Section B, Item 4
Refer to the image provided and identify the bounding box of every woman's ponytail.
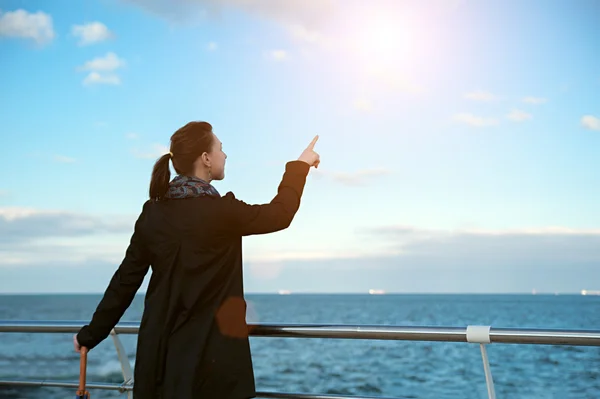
[149,153,172,200]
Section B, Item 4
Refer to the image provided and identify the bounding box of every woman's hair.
[149,121,214,201]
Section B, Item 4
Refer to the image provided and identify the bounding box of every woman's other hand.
[73,333,81,353]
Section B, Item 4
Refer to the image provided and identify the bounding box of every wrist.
[286,160,310,174]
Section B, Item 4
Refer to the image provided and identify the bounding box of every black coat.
[77,161,310,399]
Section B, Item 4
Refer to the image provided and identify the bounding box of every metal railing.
[1,320,600,399]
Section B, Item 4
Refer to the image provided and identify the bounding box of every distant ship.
[581,290,600,296]
[368,289,385,295]
[278,290,292,295]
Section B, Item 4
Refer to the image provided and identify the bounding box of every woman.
[73,121,320,399]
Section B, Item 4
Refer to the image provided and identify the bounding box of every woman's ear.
[201,152,211,167]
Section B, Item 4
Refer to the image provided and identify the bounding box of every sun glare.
[351,13,416,68]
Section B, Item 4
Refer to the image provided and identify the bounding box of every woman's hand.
[73,334,81,353]
[298,135,320,168]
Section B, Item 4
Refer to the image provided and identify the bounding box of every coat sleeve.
[219,160,310,236]
[76,204,152,350]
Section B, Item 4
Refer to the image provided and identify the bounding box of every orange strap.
[76,346,90,397]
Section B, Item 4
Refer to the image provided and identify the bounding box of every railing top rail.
[1,320,600,346]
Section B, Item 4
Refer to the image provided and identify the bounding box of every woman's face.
[208,132,227,181]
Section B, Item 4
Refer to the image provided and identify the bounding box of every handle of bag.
[77,346,89,397]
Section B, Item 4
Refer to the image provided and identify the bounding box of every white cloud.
[121,0,335,27]
[132,143,170,159]
[83,72,121,86]
[0,207,132,242]
[248,260,283,279]
[54,155,76,163]
[365,225,600,263]
[125,132,140,140]
[507,109,532,122]
[243,224,600,293]
[313,168,391,186]
[207,41,218,51]
[453,113,499,127]
[366,66,424,94]
[118,0,333,52]
[269,49,287,61]
[0,9,55,45]
[0,207,136,269]
[286,24,323,43]
[353,98,373,113]
[79,52,125,71]
[78,53,125,86]
[246,250,367,263]
[581,115,600,131]
[71,21,113,46]
[522,96,547,105]
[464,90,499,102]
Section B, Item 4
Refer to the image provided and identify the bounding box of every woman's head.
[149,121,227,200]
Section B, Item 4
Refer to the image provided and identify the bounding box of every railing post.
[110,328,134,398]
[466,325,496,399]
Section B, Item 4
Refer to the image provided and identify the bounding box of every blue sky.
[1,0,599,293]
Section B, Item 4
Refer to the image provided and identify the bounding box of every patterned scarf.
[165,175,221,199]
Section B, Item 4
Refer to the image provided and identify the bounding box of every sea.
[1,293,600,399]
